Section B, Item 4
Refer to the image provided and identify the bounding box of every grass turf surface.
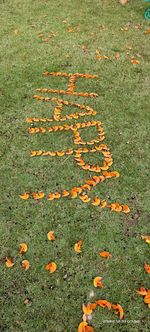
[0,0,150,331]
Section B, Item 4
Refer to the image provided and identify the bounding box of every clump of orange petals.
[5,257,15,268]
[137,287,150,309]
[45,261,57,273]
[93,276,103,288]
[74,240,83,253]
[99,251,112,259]
[79,299,124,330]
[47,231,55,241]
[19,243,28,255]
[21,260,30,271]
[144,262,150,274]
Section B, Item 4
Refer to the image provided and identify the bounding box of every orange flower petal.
[74,240,83,253]
[92,196,101,206]
[144,291,150,304]
[136,287,148,296]
[19,192,30,200]
[96,300,111,310]
[141,235,150,245]
[82,304,93,315]
[99,251,112,259]
[122,205,130,213]
[93,276,103,288]
[62,190,70,197]
[112,304,124,320]
[47,231,55,241]
[5,257,15,268]
[144,262,150,274]
[21,260,30,270]
[19,243,28,255]
[78,322,88,332]
[45,261,57,273]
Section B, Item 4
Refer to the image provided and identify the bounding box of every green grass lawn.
[0,0,150,331]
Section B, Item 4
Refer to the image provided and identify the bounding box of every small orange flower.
[144,262,150,274]
[99,251,112,259]
[131,59,140,65]
[32,191,44,200]
[112,304,124,320]
[141,235,150,244]
[19,243,28,255]
[45,261,57,273]
[136,287,148,296]
[47,231,55,241]
[93,276,103,288]
[74,240,83,253]
[21,260,30,271]
[19,192,30,200]
[96,299,111,310]
[122,205,130,213]
[82,304,93,315]
[5,257,14,268]
[92,196,101,206]
[78,322,94,332]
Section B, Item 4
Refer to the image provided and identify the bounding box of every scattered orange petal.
[136,287,148,296]
[141,235,150,245]
[82,304,93,315]
[19,243,28,255]
[92,196,101,206]
[144,290,150,304]
[5,257,14,268]
[32,191,45,200]
[19,192,30,200]
[144,262,150,274]
[122,205,130,213]
[112,304,124,320]
[131,59,140,65]
[93,276,103,288]
[74,240,83,253]
[47,231,55,241]
[96,300,111,310]
[45,261,57,273]
[21,260,30,270]
[99,251,112,259]
[78,322,88,332]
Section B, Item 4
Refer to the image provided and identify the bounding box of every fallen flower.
[74,240,83,253]
[19,243,28,255]
[47,231,55,241]
[5,257,14,268]
[21,260,30,271]
[45,261,57,273]
[99,251,112,259]
[144,262,150,274]
[19,192,30,200]
[93,276,103,288]
[141,235,150,244]
[112,303,124,320]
